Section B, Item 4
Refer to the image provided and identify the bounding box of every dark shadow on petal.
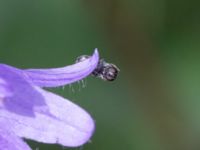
[0,64,47,117]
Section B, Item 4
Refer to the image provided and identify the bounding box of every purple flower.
[0,49,99,150]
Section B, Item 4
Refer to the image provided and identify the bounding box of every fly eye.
[103,66,119,81]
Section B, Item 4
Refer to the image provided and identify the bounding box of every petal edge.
[24,49,99,87]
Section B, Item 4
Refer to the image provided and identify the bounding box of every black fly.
[76,55,120,81]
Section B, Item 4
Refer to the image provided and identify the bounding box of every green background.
[0,0,200,150]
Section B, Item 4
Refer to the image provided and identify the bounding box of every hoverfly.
[76,55,119,81]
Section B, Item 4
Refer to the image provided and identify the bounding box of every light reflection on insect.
[76,55,120,81]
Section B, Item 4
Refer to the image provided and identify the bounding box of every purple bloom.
[0,49,99,150]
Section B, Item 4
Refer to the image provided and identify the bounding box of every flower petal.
[0,78,13,98]
[0,64,95,147]
[24,49,99,87]
[0,64,47,116]
[0,49,96,147]
[0,127,31,150]
[0,87,95,147]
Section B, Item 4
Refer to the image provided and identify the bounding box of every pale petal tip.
[86,116,95,140]
[93,48,99,59]
[77,117,95,147]
[60,114,95,147]
[73,112,95,147]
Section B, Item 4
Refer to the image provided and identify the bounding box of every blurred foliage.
[0,0,200,150]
